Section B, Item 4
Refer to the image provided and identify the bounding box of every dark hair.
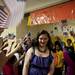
[67,39,72,43]
[33,30,53,50]
[54,41,63,51]
[8,55,17,64]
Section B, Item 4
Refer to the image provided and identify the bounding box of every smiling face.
[38,34,49,48]
[26,37,32,46]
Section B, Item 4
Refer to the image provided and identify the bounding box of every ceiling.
[25,0,70,13]
[0,0,70,13]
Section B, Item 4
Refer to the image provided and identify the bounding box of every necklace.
[38,47,47,53]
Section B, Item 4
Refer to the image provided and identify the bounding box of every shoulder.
[59,50,63,53]
[26,47,34,55]
[24,47,34,62]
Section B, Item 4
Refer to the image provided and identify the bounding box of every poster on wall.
[28,1,75,26]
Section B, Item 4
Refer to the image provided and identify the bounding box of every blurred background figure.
[63,39,75,75]
[53,41,64,75]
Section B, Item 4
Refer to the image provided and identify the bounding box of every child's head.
[67,39,72,46]
[55,41,62,51]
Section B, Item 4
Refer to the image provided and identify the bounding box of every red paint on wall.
[29,1,75,25]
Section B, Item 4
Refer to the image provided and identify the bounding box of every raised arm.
[6,42,21,58]
[14,52,25,66]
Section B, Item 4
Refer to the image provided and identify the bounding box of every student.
[63,39,75,75]
[0,27,22,75]
[22,30,54,75]
[53,41,64,75]
[3,55,17,75]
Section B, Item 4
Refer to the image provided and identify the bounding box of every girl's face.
[26,37,32,45]
[56,45,60,50]
[67,40,71,46]
[38,34,49,48]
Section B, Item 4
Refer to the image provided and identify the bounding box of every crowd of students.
[0,27,75,75]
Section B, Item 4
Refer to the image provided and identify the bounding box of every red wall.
[29,0,75,25]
